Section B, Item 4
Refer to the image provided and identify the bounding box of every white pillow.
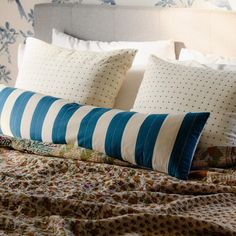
[174,59,236,71]
[52,28,176,66]
[16,37,136,108]
[133,55,236,148]
[179,48,236,65]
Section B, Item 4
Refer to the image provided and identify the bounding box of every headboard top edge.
[34,3,236,15]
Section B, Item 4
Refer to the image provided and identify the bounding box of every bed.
[0,4,236,236]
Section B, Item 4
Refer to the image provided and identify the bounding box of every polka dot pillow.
[16,37,136,108]
[133,55,236,148]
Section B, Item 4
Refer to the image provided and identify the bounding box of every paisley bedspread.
[0,135,236,236]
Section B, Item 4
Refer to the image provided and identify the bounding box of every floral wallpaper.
[0,0,235,85]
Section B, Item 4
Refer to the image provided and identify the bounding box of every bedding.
[179,48,236,65]
[15,38,136,108]
[114,66,145,109]
[192,146,236,169]
[16,42,144,110]
[133,56,236,149]
[0,85,209,180]
[174,59,236,71]
[52,29,176,65]
[177,51,236,72]
[0,134,236,235]
[51,29,175,110]
[17,43,25,70]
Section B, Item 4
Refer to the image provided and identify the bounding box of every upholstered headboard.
[34,3,236,58]
[34,4,236,109]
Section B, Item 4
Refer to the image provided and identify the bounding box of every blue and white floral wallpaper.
[0,0,235,85]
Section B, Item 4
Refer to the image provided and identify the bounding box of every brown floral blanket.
[0,135,236,236]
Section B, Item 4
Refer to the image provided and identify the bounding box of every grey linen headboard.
[34,3,236,58]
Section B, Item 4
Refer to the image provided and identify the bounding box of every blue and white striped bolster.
[0,85,209,179]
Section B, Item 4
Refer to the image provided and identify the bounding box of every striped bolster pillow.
[0,85,209,179]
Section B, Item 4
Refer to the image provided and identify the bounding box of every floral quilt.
[0,135,236,236]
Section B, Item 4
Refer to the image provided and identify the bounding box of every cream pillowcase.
[133,55,236,148]
[16,38,136,108]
